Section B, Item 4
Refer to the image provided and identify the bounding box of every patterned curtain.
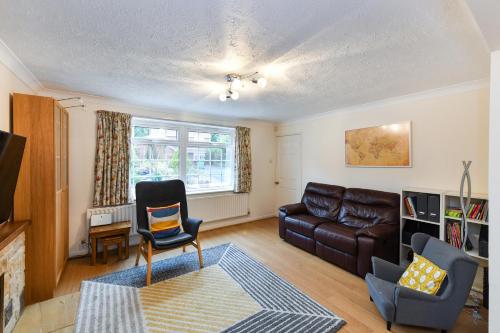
[93,110,131,207]
[234,126,252,193]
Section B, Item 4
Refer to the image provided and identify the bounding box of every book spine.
[408,197,416,217]
[404,197,413,217]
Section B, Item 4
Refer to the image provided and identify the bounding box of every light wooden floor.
[47,218,488,332]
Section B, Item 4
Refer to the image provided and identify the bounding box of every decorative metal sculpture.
[459,161,472,251]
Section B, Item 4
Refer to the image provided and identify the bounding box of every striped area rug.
[75,244,345,333]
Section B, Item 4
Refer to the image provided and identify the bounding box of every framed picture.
[345,121,412,167]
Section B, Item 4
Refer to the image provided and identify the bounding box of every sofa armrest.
[279,203,307,216]
[372,257,406,283]
[356,223,399,240]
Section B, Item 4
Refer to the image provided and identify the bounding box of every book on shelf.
[403,196,417,217]
[403,197,414,217]
[445,208,462,218]
[445,201,489,223]
[446,221,474,250]
[446,222,462,248]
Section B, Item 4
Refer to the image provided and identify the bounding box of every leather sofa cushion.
[284,214,329,237]
[302,182,345,221]
[285,229,316,254]
[338,188,400,228]
[316,242,357,274]
[314,223,358,255]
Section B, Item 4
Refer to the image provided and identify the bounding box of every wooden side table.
[102,235,125,264]
[89,221,131,265]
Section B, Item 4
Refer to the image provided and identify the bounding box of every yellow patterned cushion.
[398,254,447,295]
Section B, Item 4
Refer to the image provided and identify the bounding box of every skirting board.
[68,213,276,258]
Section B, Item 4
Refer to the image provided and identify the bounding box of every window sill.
[186,188,236,197]
[129,188,239,203]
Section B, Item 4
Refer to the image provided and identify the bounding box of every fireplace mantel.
[0,221,29,251]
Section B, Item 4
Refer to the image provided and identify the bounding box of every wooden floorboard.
[56,218,488,332]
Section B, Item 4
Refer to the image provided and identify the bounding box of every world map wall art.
[345,121,412,167]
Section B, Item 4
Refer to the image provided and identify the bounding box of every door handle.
[274,181,279,185]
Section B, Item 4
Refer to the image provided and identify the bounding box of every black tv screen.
[0,130,26,223]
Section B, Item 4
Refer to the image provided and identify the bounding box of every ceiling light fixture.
[218,72,267,102]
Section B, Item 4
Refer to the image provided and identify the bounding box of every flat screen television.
[0,130,26,224]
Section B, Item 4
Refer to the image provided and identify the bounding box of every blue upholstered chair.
[365,233,478,332]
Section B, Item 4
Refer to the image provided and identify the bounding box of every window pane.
[199,132,211,142]
[210,148,222,161]
[188,131,211,142]
[131,160,153,177]
[130,144,180,199]
[133,126,150,138]
[132,144,151,159]
[152,144,178,160]
[211,133,231,143]
[165,130,177,140]
[211,161,222,172]
[188,130,229,143]
[133,126,177,140]
[188,131,198,142]
[210,173,222,185]
[187,147,209,161]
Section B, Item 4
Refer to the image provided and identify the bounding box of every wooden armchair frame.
[135,236,203,286]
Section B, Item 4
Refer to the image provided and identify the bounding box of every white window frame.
[130,117,236,198]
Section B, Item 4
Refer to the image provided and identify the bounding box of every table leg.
[103,245,108,264]
[91,236,97,265]
[118,241,123,259]
[125,234,130,259]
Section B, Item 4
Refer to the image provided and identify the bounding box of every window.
[130,118,235,199]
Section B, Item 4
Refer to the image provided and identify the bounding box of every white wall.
[39,89,276,257]
[0,61,35,130]
[488,50,500,332]
[276,83,490,195]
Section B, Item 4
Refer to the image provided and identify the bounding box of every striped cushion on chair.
[146,203,182,238]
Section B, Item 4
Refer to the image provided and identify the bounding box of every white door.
[275,135,302,211]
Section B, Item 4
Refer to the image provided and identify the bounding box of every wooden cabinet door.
[13,93,57,304]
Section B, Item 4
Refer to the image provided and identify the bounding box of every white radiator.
[86,193,249,235]
[188,193,249,222]
[86,204,138,235]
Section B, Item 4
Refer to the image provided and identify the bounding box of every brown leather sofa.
[279,182,400,277]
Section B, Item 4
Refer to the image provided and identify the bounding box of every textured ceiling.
[0,0,490,121]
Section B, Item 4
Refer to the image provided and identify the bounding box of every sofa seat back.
[338,188,400,229]
[302,182,345,221]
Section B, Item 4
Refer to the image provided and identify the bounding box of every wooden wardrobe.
[12,93,69,304]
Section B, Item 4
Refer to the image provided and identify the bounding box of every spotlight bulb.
[230,91,239,100]
[257,77,267,88]
[219,93,227,102]
[232,78,242,90]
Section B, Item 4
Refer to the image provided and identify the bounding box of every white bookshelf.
[400,187,489,300]
[400,188,489,264]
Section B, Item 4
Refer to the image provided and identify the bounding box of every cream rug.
[75,244,345,333]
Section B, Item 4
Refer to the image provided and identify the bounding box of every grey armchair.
[365,233,478,332]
